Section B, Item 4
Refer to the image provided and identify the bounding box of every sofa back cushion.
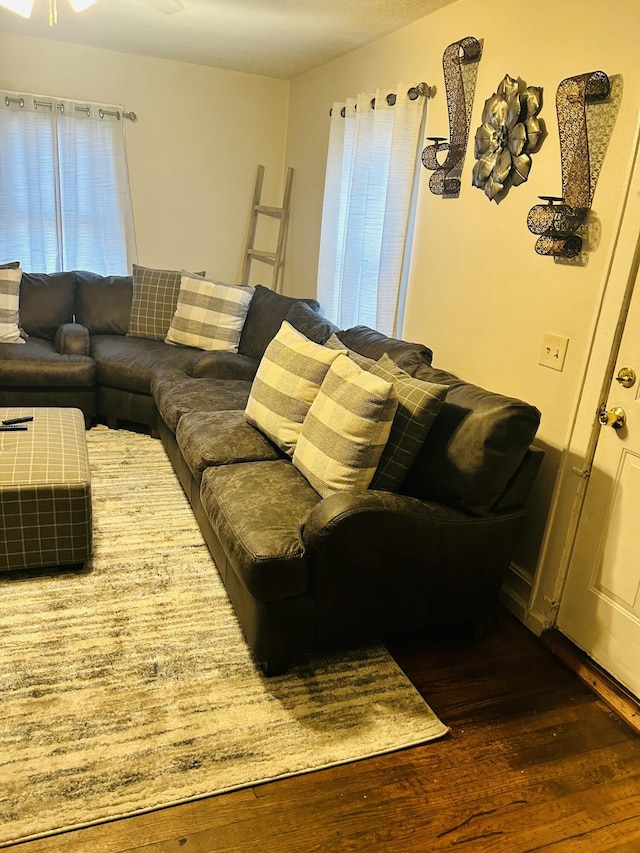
[402,364,541,515]
[336,325,433,372]
[75,271,133,335]
[238,284,320,361]
[285,301,339,344]
[19,271,76,341]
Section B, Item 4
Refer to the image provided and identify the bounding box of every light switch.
[539,333,569,371]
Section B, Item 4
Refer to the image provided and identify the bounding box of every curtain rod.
[329,81,432,117]
[3,95,137,122]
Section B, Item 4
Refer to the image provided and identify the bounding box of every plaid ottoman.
[0,408,92,572]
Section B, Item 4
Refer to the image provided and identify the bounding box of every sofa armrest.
[301,490,527,640]
[54,323,90,356]
[188,350,259,380]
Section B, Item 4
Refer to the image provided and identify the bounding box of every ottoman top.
[0,408,90,487]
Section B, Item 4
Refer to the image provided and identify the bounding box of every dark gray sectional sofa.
[0,269,318,432]
[0,268,543,675]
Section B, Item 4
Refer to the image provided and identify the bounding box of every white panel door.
[558,264,640,698]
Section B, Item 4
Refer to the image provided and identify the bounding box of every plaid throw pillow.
[293,354,398,498]
[368,354,448,491]
[324,332,376,370]
[128,265,204,341]
[166,274,254,351]
[0,267,25,344]
[245,321,343,456]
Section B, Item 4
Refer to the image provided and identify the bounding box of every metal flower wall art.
[472,74,545,202]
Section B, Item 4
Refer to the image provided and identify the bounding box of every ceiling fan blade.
[0,0,34,17]
[143,0,184,13]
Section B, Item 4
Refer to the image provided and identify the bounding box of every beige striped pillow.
[245,321,343,456]
[166,273,254,351]
[0,267,24,344]
[293,354,398,498]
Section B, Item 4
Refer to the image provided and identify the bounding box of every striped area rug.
[0,425,448,848]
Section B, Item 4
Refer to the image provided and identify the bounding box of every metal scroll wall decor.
[472,74,544,202]
[527,70,611,259]
[421,36,482,198]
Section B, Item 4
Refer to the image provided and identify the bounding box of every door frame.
[527,116,640,634]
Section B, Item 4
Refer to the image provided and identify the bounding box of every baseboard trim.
[499,561,533,625]
[540,628,640,736]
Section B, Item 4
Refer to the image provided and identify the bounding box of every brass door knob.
[599,406,627,429]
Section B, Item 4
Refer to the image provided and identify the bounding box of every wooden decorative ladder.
[240,164,293,293]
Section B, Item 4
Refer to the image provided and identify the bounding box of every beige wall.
[0,32,289,282]
[284,0,640,611]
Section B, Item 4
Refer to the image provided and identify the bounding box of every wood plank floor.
[8,608,640,853]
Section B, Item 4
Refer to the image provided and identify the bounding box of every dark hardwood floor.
[9,608,640,853]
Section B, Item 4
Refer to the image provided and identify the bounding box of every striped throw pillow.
[368,354,448,491]
[166,274,254,351]
[0,267,25,344]
[293,354,398,498]
[245,321,343,456]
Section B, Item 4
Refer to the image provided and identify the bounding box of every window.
[0,91,136,274]
[317,83,426,337]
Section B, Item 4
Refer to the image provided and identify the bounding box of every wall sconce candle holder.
[421,36,482,198]
[527,70,611,258]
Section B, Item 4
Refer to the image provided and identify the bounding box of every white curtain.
[317,83,426,336]
[0,91,136,274]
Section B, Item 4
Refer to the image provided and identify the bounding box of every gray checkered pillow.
[128,264,204,341]
[368,354,448,491]
[324,332,376,369]
[166,273,254,351]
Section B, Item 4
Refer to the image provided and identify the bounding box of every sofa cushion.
[237,284,320,361]
[177,410,284,482]
[91,335,199,394]
[368,354,449,492]
[403,364,541,515]
[200,460,320,603]
[152,368,252,432]
[0,261,20,269]
[293,354,397,498]
[187,350,259,381]
[166,274,254,351]
[245,321,343,456]
[128,265,203,342]
[75,271,133,335]
[0,267,24,344]
[285,301,339,344]
[0,337,95,387]
[19,271,76,341]
[336,325,433,372]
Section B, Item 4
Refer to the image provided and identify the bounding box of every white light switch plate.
[539,333,569,371]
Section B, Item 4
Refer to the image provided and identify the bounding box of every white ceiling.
[0,0,459,80]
